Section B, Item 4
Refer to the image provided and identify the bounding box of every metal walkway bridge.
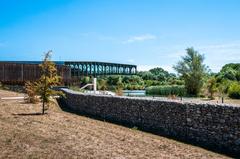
[64,61,137,77]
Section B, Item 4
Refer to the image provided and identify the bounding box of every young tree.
[115,83,123,96]
[98,79,108,91]
[217,79,231,101]
[35,51,63,114]
[173,47,207,96]
[206,77,217,99]
[149,67,170,81]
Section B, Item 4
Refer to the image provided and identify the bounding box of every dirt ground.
[0,89,231,159]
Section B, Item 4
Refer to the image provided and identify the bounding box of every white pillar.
[93,78,97,94]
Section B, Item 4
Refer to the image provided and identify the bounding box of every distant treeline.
[76,48,240,99]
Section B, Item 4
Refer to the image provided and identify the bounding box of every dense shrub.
[24,81,39,103]
[98,79,108,90]
[1,84,25,93]
[228,82,240,99]
[124,84,144,90]
[107,75,121,85]
[146,85,186,96]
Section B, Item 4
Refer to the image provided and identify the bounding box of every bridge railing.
[64,61,137,77]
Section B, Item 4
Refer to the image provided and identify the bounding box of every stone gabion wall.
[61,89,240,156]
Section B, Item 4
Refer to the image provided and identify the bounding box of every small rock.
[235,139,240,145]
[187,118,192,122]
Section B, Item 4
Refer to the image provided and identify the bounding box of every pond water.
[123,90,146,96]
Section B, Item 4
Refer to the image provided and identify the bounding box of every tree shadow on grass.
[12,112,46,116]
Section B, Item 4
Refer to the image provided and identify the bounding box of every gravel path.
[0,89,231,159]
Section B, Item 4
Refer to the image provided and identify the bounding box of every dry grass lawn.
[0,89,231,159]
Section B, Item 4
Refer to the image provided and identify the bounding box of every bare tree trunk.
[42,73,46,115]
[42,101,45,115]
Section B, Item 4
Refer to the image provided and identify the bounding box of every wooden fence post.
[3,64,5,82]
[21,64,24,82]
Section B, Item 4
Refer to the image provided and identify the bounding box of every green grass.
[146,85,186,96]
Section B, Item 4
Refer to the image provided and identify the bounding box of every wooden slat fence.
[0,63,71,85]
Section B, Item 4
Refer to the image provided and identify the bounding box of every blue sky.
[0,0,240,73]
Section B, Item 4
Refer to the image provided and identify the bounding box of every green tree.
[228,82,240,99]
[221,63,240,72]
[217,80,231,98]
[223,69,237,81]
[107,75,121,85]
[173,47,207,96]
[149,67,170,81]
[206,77,217,99]
[128,75,144,85]
[98,79,108,91]
[82,76,90,85]
[217,63,240,81]
[137,71,155,80]
[115,80,124,96]
[35,51,63,114]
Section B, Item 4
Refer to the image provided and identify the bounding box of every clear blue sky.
[0,0,240,72]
